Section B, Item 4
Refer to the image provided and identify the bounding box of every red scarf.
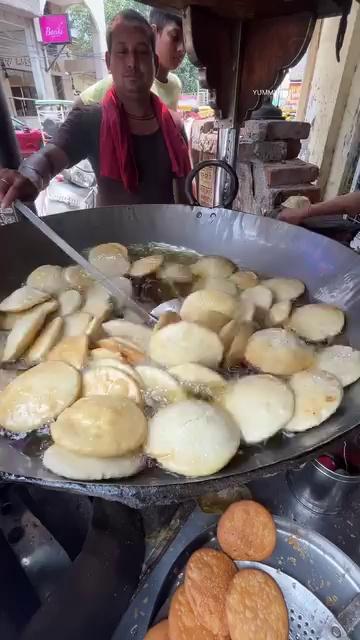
[100,86,191,192]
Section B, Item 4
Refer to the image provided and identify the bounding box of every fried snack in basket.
[217,500,276,561]
[144,619,169,640]
[226,568,288,640]
[168,585,218,640]
[184,548,236,636]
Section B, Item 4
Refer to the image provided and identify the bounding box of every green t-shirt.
[80,73,182,111]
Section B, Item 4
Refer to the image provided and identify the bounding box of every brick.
[270,184,321,207]
[286,139,302,160]
[264,160,319,187]
[267,121,310,141]
[243,119,310,141]
[237,140,287,162]
[233,162,256,213]
[241,121,268,141]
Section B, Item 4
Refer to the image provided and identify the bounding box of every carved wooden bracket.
[183,6,316,125]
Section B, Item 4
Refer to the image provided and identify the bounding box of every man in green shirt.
[79,8,185,111]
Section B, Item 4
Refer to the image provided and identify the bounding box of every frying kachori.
[145,399,240,476]
[149,321,223,368]
[51,396,147,457]
[285,369,343,432]
[245,328,314,375]
[0,239,358,486]
[0,362,81,432]
[314,345,360,387]
[43,444,144,480]
[220,375,294,443]
[287,303,345,342]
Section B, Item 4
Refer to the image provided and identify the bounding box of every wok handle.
[185,160,239,208]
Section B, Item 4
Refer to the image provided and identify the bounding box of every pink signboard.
[39,14,71,45]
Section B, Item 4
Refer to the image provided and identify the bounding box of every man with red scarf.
[0,10,191,209]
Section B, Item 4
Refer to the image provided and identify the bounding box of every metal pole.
[0,81,21,222]
[0,81,21,170]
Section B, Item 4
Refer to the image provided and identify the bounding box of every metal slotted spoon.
[239,562,360,640]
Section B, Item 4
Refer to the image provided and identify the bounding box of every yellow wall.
[298,3,360,198]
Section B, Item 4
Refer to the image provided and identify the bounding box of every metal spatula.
[15,200,155,325]
[238,562,360,640]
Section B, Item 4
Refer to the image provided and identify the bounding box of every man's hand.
[278,206,310,225]
[0,169,38,209]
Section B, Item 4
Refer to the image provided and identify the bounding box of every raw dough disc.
[82,366,142,404]
[285,369,343,432]
[135,365,185,404]
[51,395,147,457]
[0,361,80,432]
[89,358,142,385]
[191,255,236,279]
[58,289,82,316]
[261,277,305,302]
[62,312,92,337]
[187,310,229,333]
[149,321,223,368]
[266,301,292,327]
[88,243,129,277]
[154,311,181,332]
[220,374,294,443]
[63,265,93,290]
[168,363,226,396]
[220,317,254,351]
[27,265,65,295]
[314,345,360,387]
[287,303,345,342]
[43,444,144,480]
[158,262,193,283]
[223,322,257,368]
[145,399,240,476]
[0,286,50,313]
[47,335,89,370]
[193,276,238,297]
[102,320,152,351]
[83,284,112,317]
[130,254,164,277]
[229,270,258,290]
[245,328,314,375]
[24,316,64,365]
[240,285,273,312]
[2,299,58,362]
[180,290,236,323]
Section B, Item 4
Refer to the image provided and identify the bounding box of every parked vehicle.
[12,117,43,158]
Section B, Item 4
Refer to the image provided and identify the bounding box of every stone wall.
[233,119,320,214]
[191,118,320,214]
